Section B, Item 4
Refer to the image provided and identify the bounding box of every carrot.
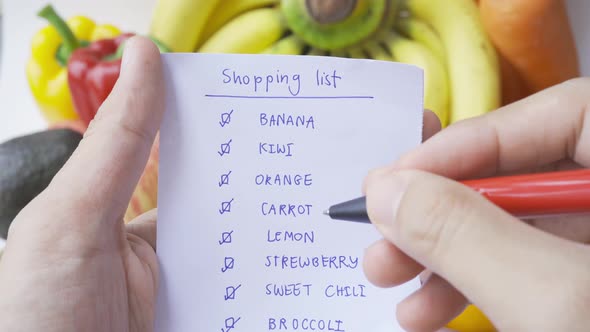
[479,0,580,94]
[498,52,529,105]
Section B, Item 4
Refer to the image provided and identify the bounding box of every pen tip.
[323,209,330,216]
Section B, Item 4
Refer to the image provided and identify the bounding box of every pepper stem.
[38,4,80,62]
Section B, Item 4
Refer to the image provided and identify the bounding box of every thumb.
[364,169,588,325]
[42,36,164,224]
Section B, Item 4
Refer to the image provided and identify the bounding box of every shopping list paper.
[155,53,424,332]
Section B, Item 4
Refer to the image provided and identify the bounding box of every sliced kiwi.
[281,0,399,50]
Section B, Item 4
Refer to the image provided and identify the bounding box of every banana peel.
[198,7,286,54]
[198,0,280,50]
[149,0,222,52]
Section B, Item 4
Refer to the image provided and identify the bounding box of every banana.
[396,16,446,63]
[261,35,305,55]
[404,0,500,123]
[149,0,221,52]
[198,0,279,50]
[347,48,367,59]
[385,32,449,126]
[198,8,286,54]
[329,49,348,58]
[306,48,328,56]
[364,41,394,62]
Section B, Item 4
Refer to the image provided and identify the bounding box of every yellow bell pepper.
[447,305,497,332]
[26,7,121,124]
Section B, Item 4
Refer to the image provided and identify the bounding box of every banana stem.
[306,0,357,24]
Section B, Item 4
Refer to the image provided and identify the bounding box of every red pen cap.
[460,168,590,218]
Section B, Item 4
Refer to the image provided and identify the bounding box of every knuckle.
[116,115,152,148]
[562,76,590,89]
[568,260,590,307]
[363,167,393,192]
[367,167,392,181]
[118,90,156,145]
[396,183,471,261]
[85,98,153,152]
[83,76,157,148]
[549,273,590,327]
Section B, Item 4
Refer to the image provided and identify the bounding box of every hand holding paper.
[0,36,163,332]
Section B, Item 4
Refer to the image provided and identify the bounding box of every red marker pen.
[324,168,590,223]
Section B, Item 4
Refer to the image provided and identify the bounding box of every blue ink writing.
[324,284,367,298]
[316,69,342,89]
[267,230,315,244]
[264,255,358,270]
[222,68,301,96]
[205,94,372,99]
[219,231,234,245]
[260,113,315,129]
[259,142,294,157]
[219,171,232,187]
[224,284,242,300]
[218,139,233,156]
[221,257,235,272]
[219,198,234,215]
[255,173,312,187]
[268,317,345,331]
[261,202,312,217]
[219,109,234,127]
[221,317,241,332]
[265,283,312,297]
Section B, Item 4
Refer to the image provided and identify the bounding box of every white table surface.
[0,1,589,249]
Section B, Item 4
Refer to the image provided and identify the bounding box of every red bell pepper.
[39,5,167,127]
[67,33,135,126]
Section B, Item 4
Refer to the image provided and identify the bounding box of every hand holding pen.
[327,79,590,331]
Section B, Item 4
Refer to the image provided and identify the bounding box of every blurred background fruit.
[0,128,82,238]
[480,0,579,97]
[26,7,122,124]
[149,0,506,129]
[447,305,496,332]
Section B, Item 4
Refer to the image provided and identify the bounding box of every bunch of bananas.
[149,0,500,128]
[149,1,499,330]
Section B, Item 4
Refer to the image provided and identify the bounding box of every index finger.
[393,78,590,179]
[41,36,165,224]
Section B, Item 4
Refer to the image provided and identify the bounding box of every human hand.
[362,78,590,331]
[0,36,164,332]
[0,35,444,332]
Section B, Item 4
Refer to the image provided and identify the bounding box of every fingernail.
[419,271,431,285]
[367,172,409,227]
[362,166,393,194]
[121,39,135,70]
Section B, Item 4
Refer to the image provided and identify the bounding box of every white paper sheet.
[155,53,424,332]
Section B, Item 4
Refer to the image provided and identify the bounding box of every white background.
[0,0,589,249]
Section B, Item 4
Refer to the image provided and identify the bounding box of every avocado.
[0,129,82,239]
